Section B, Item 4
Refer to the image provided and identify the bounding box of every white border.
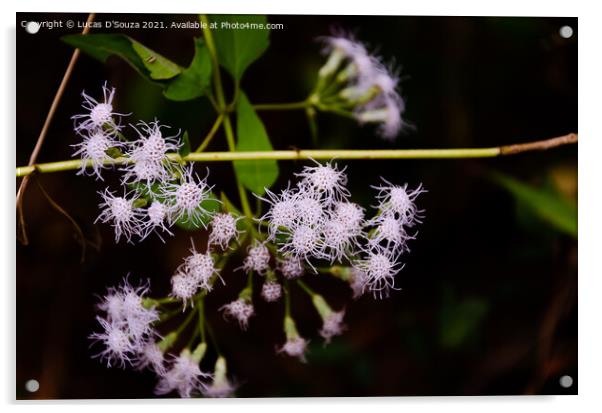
[3,1,600,412]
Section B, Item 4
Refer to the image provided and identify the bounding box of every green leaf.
[131,40,181,80]
[105,147,124,159]
[163,38,212,101]
[179,131,191,157]
[174,193,221,231]
[61,33,181,82]
[491,171,577,238]
[233,93,279,195]
[208,15,270,82]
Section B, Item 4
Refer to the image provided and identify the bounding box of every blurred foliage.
[491,171,577,238]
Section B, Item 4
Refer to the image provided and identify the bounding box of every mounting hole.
[559,375,573,388]
[25,379,39,393]
[559,25,573,39]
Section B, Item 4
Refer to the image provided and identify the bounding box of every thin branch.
[15,133,578,177]
[16,13,96,244]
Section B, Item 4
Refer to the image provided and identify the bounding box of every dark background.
[16,13,577,398]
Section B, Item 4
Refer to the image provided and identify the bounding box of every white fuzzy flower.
[333,201,365,234]
[220,298,254,330]
[208,213,241,249]
[368,212,413,252]
[170,271,199,305]
[96,278,159,342]
[320,34,406,140]
[294,194,324,226]
[261,281,282,302]
[160,164,214,228]
[278,256,305,279]
[134,341,166,375]
[72,82,125,134]
[319,310,346,343]
[354,247,404,299]
[296,160,350,205]
[121,120,181,185]
[155,350,211,398]
[140,201,173,241]
[242,241,271,274]
[180,240,221,291]
[279,224,324,267]
[71,129,121,180]
[89,317,137,368]
[256,187,298,239]
[278,336,309,362]
[95,189,144,243]
[348,267,368,299]
[321,217,357,262]
[372,179,425,226]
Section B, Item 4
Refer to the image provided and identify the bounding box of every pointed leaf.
[179,131,191,157]
[163,38,212,101]
[61,34,181,82]
[491,171,577,238]
[208,15,270,82]
[233,93,279,195]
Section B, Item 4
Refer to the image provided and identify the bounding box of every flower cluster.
[82,59,424,398]
[72,85,219,243]
[316,33,406,140]
[90,277,235,398]
[258,160,424,298]
[90,278,159,368]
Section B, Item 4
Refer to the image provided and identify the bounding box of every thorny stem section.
[15,133,578,178]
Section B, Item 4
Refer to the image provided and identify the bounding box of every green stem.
[201,14,254,221]
[175,307,197,336]
[253,100,310,111]
[196,114,224,152]
[15,134,578,178]
[296,279,316,297]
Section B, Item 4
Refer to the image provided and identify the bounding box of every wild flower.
[295,160,350,205]
[242,241,271,274]
[71,129,122,180]
[368,212,413,253]
[121,120,181,185]
[318,34,406,140]
[155,349,211,398]
[354,246,404,299]
[89,317,138,368]
[372,179,425,226]
[220,298,254,330]
[261,281,282,302]
[208,212,241,250]
[159,163,215,228]
[95,188,145,243]
[140,200,173,241]
[91,278,159,365]
[256,186,298,240]
[202,357,235,398]
[179,239,221,292]
[170,270,199,305]
[278,336,309,362]
[134,341,166,375]
[72,82,125,134]
[278,255,305,280]
[319,310,346,343]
